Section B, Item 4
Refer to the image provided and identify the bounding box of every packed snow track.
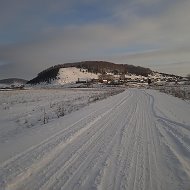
[0,89,190,190]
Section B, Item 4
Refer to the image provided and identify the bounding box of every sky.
[0,0,190,80]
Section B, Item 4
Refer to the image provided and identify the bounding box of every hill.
[0,78,28,85]
[27,61,152,84]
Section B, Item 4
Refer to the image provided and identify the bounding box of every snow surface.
[0,88,124,162]
[0,89,190,190]
[55,67,99,85]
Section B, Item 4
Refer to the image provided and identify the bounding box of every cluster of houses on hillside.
[76,72,189,86]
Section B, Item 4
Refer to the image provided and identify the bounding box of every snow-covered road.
[0,89,190,190]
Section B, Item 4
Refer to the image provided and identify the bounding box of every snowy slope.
[0,89,190,190]
[55,67,99,85]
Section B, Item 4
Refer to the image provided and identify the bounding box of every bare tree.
[43,108,48,124]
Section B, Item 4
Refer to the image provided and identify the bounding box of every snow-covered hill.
[27,61,153,85]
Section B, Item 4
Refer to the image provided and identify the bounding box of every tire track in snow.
[114,100,140,190]
[144,90,190,190]
[76,102,136,190]
[1,109,101,190]
[127,92,149,190]
[156,126,190,189]
[95,95,140,190]
[39,93,134,190]
[132,94,148,190]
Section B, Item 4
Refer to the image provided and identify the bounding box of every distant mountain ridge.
[27,61,153,84]
[0,78,28,84]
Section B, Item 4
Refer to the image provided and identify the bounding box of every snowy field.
[0,88,123,128]
[0,88,123,159]
[0,88,190,190]
[152,84,190,100]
